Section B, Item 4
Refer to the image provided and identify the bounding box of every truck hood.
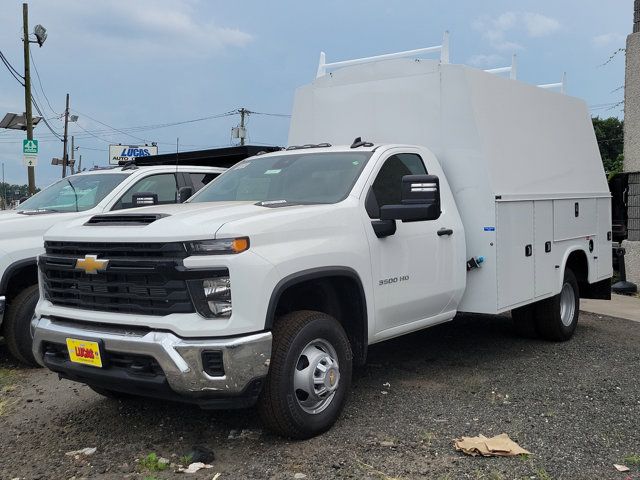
[44,201,314,242]
[0,210,84,240]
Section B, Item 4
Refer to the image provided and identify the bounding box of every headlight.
[187,274,232,319]
[203,277,232,317]
[185,237,249,255]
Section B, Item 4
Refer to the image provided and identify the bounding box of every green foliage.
[592,116,624,179]
[623,453,640,465]
[0,183,37,208]
[138,452,169,472]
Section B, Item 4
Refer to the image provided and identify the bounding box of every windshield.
[190,152,372,205]
[18,173,129,213]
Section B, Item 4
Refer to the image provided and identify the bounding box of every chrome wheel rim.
[560,282,576,327]
[293,338,340,415]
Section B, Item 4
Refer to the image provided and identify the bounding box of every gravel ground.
[1,311,639,480]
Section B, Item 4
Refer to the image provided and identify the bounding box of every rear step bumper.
[32,316,272,405]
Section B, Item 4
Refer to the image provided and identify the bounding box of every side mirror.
[178,186,194,203]
[132,192,158,207]
[380,175,441,222]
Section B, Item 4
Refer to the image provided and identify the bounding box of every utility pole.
[78,154,82,172]
[239,108,247,146]
[1,162,5,210]
[70,135,75,175]
[61,93,69,178]
[22,3,35,194]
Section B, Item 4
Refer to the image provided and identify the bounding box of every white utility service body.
[289,57,612,314]
[31,57,611,438]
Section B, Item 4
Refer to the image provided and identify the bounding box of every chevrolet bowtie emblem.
[75,255,109,275]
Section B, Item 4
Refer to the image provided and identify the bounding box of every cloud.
[521,13,560,38]
[592,32,626,48]
[468,54,505,67]
[0,0,253,59]
[473,12,560,51]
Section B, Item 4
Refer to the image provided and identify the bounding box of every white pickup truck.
[0,162,227,365]
[32,53,611,438]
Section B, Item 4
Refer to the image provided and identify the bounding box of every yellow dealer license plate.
[66,338,103,368]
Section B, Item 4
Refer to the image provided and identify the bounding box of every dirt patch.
[1,312,639,479]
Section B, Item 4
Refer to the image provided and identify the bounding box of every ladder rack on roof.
[538,72,567,94]
[316,31,450,78]
[316,32,567,94]
[485,54,518,80]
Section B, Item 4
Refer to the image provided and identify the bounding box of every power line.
[250,111,291,118]
[71,108,238,137]
[73,121,113,144]
[31,95,63,140]
[0,50,25,86]
[0,50,24,78]
[72,109,150,143]
[29,50,58,115]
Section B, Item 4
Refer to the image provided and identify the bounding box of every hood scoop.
[84,214,168,226]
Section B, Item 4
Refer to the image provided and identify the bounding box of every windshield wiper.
[17,208,61,215]
[256,200,324,208]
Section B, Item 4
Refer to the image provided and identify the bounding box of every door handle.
[437,228,453,236]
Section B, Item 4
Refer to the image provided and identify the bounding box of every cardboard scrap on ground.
[454,433,531,457]
[614,464,630,472]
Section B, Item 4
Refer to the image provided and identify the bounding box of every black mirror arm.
[371,219,396,238]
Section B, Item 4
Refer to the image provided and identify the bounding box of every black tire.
[258,310,352,439]
[535,269,580,341]
[88,385,133,400]
[3,284,40,366]
[511,303,538,338]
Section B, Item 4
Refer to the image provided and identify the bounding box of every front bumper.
[0,296,5,327]
[32,316,272,408]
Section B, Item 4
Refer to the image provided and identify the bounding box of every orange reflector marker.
[232,237,250,253]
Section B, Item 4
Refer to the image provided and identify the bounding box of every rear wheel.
[535,269,580,341]
[258,310,352,439]
[4,284,40,366]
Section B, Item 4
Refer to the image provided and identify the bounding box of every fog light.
[203,277,231,317]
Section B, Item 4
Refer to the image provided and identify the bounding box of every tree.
[0,183,35,209]
[592,116,624,179]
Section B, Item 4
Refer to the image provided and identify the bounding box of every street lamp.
[33,24,47,47]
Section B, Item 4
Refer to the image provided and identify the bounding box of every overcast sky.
[0,0,633,187]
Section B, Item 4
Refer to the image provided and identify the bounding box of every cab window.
[112,173,178,210]
[368,154,427,218]
[189,173,219,191]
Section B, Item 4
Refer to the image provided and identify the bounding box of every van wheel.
[4,284,40,366]
[511,304,538,338]
[536,269,580,341]
[258,310,352,439]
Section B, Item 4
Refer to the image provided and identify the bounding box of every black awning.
[132,145,281,169]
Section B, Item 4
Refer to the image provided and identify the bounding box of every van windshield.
[190,152,372,205]
[18,173,128,213]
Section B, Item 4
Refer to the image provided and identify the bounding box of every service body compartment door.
[553,198,597,241]
[597,197,613,279]
[496,201,535,309]
[534,200,555,297]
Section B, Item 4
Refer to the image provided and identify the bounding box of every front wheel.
[535,268,580,341]
[258,310,352,439]
[4,284,40,366]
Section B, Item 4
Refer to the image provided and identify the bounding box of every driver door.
[362,151,458,338]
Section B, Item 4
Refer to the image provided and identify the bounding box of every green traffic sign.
[23,139,38,155]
